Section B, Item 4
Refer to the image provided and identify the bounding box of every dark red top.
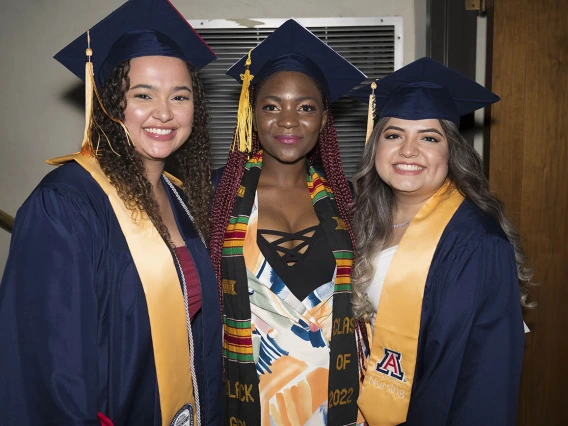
[174,246,202,320]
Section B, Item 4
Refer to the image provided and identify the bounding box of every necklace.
[392,218,412,229]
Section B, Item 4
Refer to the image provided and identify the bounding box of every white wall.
[414,0,428,59]
[0,0,419,276]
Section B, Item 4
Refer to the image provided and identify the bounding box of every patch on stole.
[376,348,405,381]
[170,404,194,426]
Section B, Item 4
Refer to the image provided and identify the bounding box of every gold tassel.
[47,30,127,166]
[80,30,95,156]
[232,49,254,154]
[365,81,377,145]
[81,30,130,157]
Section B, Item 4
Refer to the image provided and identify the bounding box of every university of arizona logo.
[170,404,193,426]
[376,348,405,381]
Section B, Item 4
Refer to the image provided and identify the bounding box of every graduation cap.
[227,19,366,103]
[54,0,216,88]
[225,19,366,153]
[350,57,500,142]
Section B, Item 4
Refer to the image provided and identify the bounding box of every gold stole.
[358,181,464,426]
[47,153,195,426]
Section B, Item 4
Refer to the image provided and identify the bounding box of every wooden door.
[490,0,568,424]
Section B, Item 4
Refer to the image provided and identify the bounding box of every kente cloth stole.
[222,150,360,426]
[358,181,464,426]
[48,153,196,426]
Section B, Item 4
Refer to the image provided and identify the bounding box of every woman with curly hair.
[351,58,531,426]
[209,19,367,426]
[0,1,222,425]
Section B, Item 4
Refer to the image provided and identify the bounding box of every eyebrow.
[129,84,192,93]
[383,125,405,132]
[173,86,193,93]
[383,125,444,137]
[418,128,444,137]
[130,84,155,91]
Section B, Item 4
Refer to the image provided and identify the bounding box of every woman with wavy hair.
[351,57,532,426]
[0,1,222,425]
[209,19,367,426]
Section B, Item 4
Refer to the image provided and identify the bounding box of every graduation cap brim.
[54,0,216,87]
[226,19,366,102]
[350,57,500,123]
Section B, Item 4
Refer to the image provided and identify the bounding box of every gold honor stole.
[358,181,464,426]
[47,153,196,426]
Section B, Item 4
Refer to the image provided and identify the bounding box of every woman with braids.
[351,58,532,426]
[209,20,366,426]
[0,1,222,425]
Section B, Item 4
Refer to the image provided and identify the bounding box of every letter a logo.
[376,348,405,381]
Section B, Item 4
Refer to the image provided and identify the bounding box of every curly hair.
[92,59,213,245]
[209,72,356,312]
[351,117,535,320]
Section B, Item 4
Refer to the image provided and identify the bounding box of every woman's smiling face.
[374,117,449,200]
[123,55,194,166]
[253,71,327,165]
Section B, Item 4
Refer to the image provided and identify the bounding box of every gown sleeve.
[406,235,525,426]
[0,183,102,425]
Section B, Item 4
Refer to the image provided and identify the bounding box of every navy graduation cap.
[54,0,216,88]
[350,57,500,125]
[226,19,366,102]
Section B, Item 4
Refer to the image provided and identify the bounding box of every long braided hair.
[209,72,356,314]
[93,59,213,245]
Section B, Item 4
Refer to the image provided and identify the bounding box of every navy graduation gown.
[0,162,223,425]
[402,199,525,425]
